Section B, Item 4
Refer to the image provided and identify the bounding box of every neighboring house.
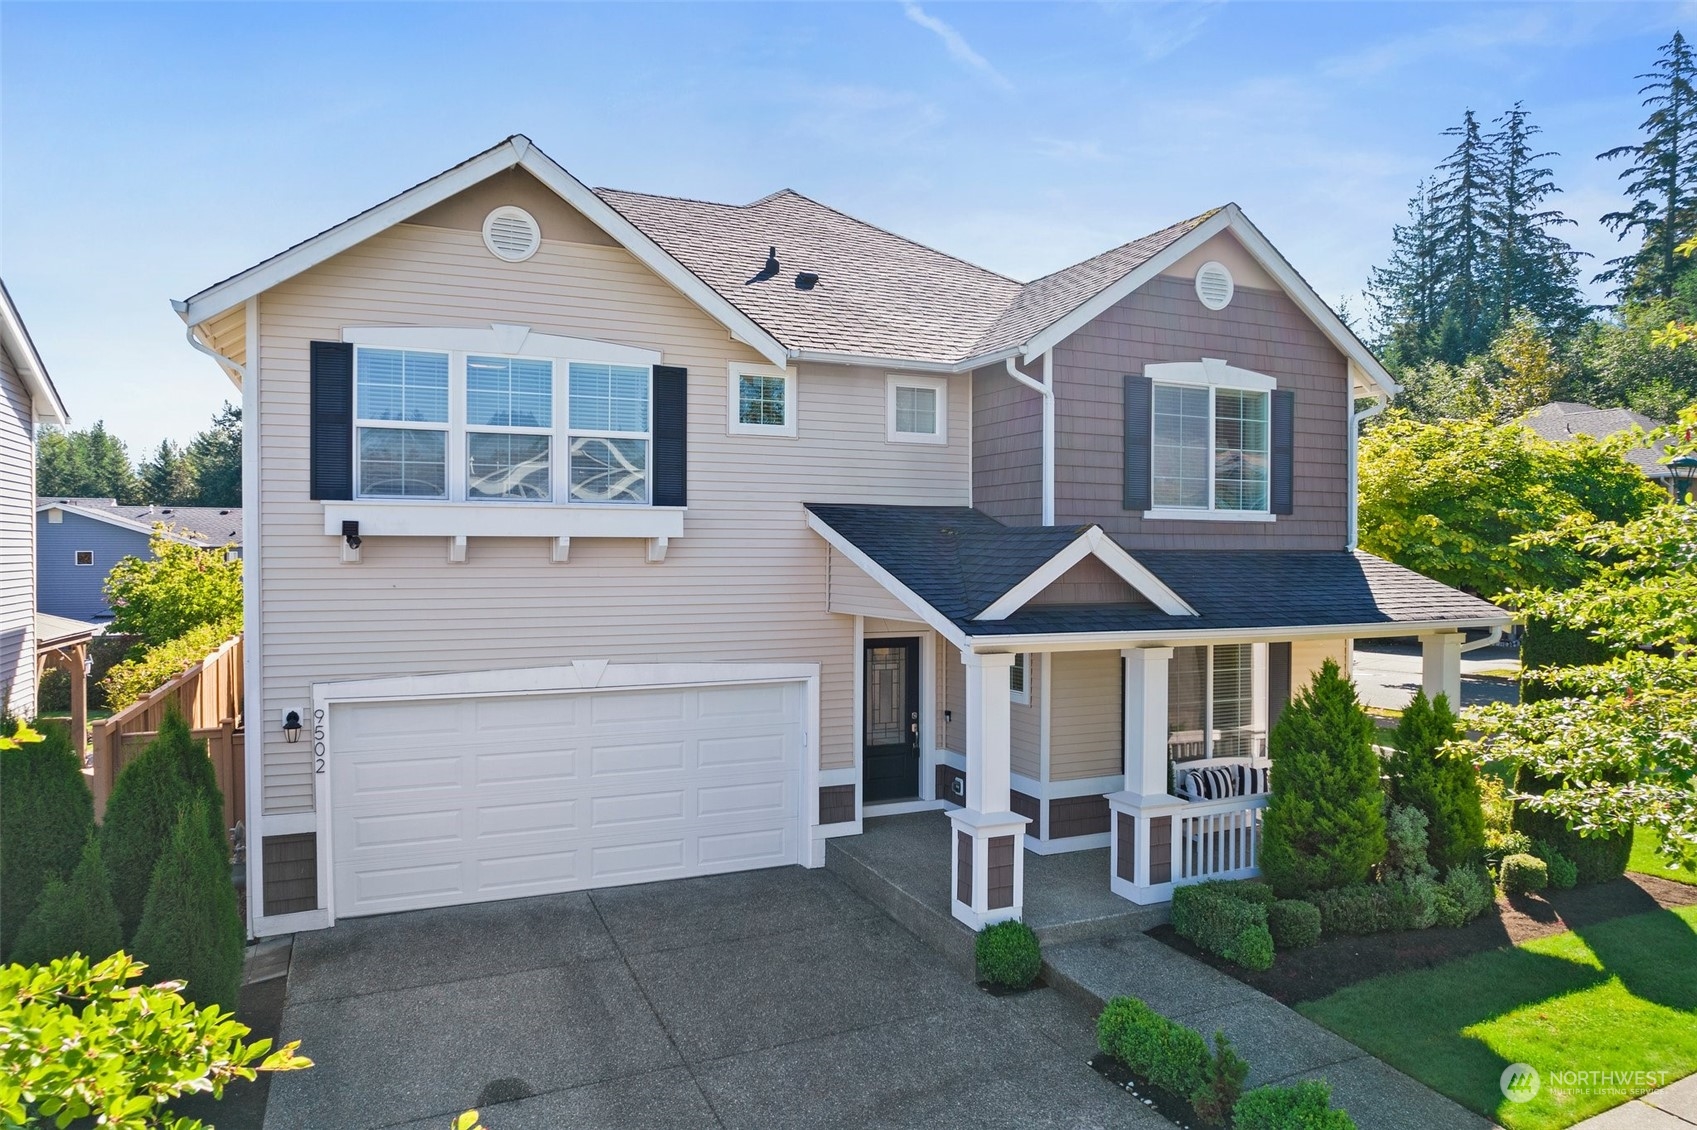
[174,136,1508,938]
[1,280,71,720]
[1521,401,1675,492]
[35,498,242,621]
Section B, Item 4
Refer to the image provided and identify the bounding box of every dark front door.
[863,638,921,803]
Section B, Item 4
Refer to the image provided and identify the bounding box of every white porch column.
[949,652,1028,929]
[1106,646,1182,905]
[1421,631,1464,708]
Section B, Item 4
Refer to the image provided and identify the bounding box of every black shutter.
[1270,389,1295,516]
[652,365,688,507]
[309,341,354,501]
[1267,642,1292,735]
[1123,374,1153,511]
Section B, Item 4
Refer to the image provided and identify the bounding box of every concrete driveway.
[264,868,1158,1130]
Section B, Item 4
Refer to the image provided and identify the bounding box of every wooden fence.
[90,634,245,832]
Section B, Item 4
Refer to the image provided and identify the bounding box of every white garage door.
[329,679,805,917]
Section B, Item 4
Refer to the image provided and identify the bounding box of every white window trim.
[1147,358,1275,521]
[885,374,948,445]
[74,550,94,566]
[727,362,798,437]
[1010,653,1031,705]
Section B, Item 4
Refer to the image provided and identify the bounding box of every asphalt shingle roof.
[1521,402,1671,477]
[40,498,243,546]
[807,503,1507,638]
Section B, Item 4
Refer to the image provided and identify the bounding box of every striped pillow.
[1239,764,1271,795]
[1190,765,1238,801]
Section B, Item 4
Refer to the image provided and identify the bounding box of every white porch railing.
[1106,789,1269,904]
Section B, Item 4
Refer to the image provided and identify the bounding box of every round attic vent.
[1195,260,1234,310]
[482,206,540,262]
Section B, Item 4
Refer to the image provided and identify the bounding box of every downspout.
[182,321,247,387]
[1005,353,1055,525]
[1460,627,1503,653]
[1346,390,1388,550]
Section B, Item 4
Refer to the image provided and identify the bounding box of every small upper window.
[886,374,947,444]
[728,364,797,437]
[1010,654,1030,705]
[74,550,94,566]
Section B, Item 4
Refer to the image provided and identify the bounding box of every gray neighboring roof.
[596,188,1023,365]
[806,504,1507,639]
[36,612,98,648]
[38,498,242,546]
[1522,402,1672,478]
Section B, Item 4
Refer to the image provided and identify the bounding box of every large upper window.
[1152,384,1269,512]
[353,345,652,504]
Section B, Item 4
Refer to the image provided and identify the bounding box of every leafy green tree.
[1598,31,1697,303]
[186,403,241,508]
[100,708,225,940]
[1260,660,1388,897]
[137,439,199,505]
[10,834,123,966]
[1575,303,1697,419]
[0,723,94,958]
[131,797,244,1011]
[1386,354,1492,421]
[1488,310,1565,420]
[1387,691,1484,871]
[1358,412,1666,598]
[0,951,309,1129]
[34,421,142,504]
[104,529,241,649]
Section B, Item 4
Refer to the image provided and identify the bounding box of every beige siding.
[862,617,924,635]
[1050,650,1121,781]
[0,349,34,718]
[1292,637,1351,691]
[932,640,1038,779]
[828,548,920,620]
[254,220,971,813]
[1011,652,1040,780]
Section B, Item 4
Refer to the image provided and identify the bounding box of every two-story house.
[175,137,1507,939]
[35,498,243,622]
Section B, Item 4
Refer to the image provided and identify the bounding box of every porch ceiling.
[805,503,1510,643]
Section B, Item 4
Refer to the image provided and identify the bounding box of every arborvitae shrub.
[100,707,226,939]
[1511,765,1630,885]
[1386,692,1484,870]
[10,834,123,966]
[0,724,95,959]
[130,797,244,1011]
[1260,661,1387,897]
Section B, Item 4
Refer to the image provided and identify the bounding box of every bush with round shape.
[1227,924,1275,971]
[1268,899,1322,949]
[1512,764,1630,885]
[975,919,1041,989]
[1500,853,1549,897]
[1190,1030,1249,1124]
[130,797,245,1011]
[1432,884,1467,928]
[1172,882,1271,968]
[100,706,226,939]
[1441,863,1496,922]
[1386,691,1484,870]
[0,723,94,959]
[1233,1079,1358,1130]
[1260,661,1387,897]
[1532,840,1579,889]
[9,834,122,967]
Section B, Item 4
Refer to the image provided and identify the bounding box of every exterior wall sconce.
[283,710,303,743]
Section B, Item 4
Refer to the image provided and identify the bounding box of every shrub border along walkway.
[1043,931,1490,1130]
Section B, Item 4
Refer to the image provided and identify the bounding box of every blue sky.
[1,1,1689,455]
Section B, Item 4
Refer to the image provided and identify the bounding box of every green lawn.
[1298,905,1697,1130]
[1630,826,1697,886]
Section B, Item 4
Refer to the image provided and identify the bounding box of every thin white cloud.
[1118,1,1224,63]
[1322,6,1618,82]
[901,3,1014,91]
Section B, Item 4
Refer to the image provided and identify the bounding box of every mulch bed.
[1149,873,1697,1006]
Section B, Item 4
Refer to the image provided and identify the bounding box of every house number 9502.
[313,708,327,774]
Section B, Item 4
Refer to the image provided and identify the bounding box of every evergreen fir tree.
[1431,110,1501,361]
[1386,691,1485,871]
[130,797,244,1011]
[1488,103,1588,333]
[1598,31,1697,302]
[1260,660,1388,897]
[33,421,142,503]
[0,724,95,958]
[185,403,242,508]
[1369,180,1446,368]
[138,439,199,504]
[10,834,123,966]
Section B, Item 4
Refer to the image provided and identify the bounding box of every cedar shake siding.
[971,361,1042,525]
[0,350,34,719]
[252,211,970,814]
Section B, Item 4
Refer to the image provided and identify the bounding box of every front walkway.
[1043,933,1493,1130]
[1571,1075,1697,1129]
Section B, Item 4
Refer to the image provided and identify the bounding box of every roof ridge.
[594,185,756,212]
[766,188,1024,286]
[1017,206,1224,291]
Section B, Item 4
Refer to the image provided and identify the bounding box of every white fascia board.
[343,324,662,366]
[790,348,1017,375]
[1147,358,1277,392]
[967,614,1512,653]
[806,512,972,651]
[0,282,69,424]
[179,140,528,325]
[516,150,790,370]
[974,527,1196,621]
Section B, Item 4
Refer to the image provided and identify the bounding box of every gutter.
[177,309,247,390]
[965,615,1514,654]
[1347,389,1389,550]
[1004,353,1055,525]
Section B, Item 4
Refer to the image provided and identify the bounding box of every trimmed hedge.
[1234,1080,1358,1129]
[1519,617,1611,701]
[1096,996,1208,1099]
[9,834,122,966]
[1268,899,1322,949]
[1532,840,1579,889]
[130,797,244,1011]
[1500,853,1548,896]
[1171,882,1275,969]
[1512,764,1631,885]
[0,723,95,959]
[101,620,239,713]
[976,919,1041,988]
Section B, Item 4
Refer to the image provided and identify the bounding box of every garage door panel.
[331,680,805,917]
